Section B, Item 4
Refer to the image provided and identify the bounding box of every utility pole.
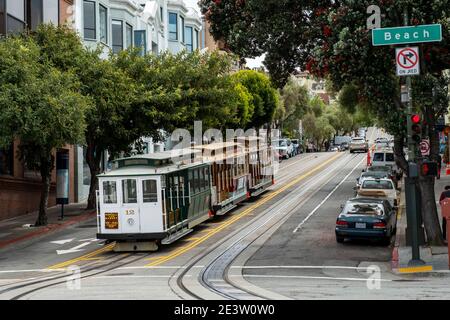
[403,8,425,267]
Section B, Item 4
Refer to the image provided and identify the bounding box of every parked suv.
[349,137,368,153]
[273,139,294,159]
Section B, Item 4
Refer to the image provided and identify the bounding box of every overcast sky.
[183,0,264,68]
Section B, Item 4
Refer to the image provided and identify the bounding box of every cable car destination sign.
[372,24,442,46]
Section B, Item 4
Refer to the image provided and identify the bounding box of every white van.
[370,149,401,179]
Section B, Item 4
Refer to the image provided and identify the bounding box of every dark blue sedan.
[335,198,397,245]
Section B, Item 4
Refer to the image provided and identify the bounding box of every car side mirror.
[340,204,344,209]
[356,178,360,182]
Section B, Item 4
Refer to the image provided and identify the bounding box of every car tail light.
[336,219,348,227]
[373,221,386,229]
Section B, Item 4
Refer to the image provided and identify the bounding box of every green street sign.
[372,24,442,46]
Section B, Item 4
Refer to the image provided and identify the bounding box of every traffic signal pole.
[403,8,426,267]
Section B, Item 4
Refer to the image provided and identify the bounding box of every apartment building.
[0,0,76,221]
[0,0,203,220]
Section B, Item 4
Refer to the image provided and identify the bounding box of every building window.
[168,12,177,41]
[26,0,43,31]
[194,29,199,50]
[112,19,123,53]
[83,0,96,40]
[5,0,25,34]
[0,144,13,176]
[134,30,146,56]
[0,0,5,35]
[99,4,107,43]
[185,26,192,52]
[126,23,132,48]
[43,0,58,24]
[180,16,184,43]
[7,14,25,33]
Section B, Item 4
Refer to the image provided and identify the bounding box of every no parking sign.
[396,47,420,76]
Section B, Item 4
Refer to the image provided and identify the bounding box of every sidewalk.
[392,169,449,273]
[0,202,96,251]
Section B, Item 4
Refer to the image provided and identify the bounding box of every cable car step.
[162,228,193,245]
[113,241,158,252]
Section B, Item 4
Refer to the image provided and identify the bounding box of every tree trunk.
[419,106,445,245]
[86,142,102,210]
[35,155,54,226]
[418,175,444,246]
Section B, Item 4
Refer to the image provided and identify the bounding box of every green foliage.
[0,32,89,224]
[0,35,87,168]
[232,70,279,129]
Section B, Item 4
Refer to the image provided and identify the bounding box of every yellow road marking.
[145,256,169,261]
[398,265,433,273]
[146,152,345,267]
[46,243,115,270]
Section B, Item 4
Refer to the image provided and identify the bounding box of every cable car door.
[139,177,163,233]
[120,178,141,233]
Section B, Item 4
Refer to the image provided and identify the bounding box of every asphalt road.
[1,127,449,299]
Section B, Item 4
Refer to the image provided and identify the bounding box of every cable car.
[96,149,212,251]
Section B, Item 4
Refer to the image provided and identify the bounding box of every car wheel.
[336,235,345,243]
[381,236,391,246]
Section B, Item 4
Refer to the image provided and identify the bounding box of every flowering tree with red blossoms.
[200,0,450,245]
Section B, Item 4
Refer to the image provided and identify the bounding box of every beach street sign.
[396,47,420,76]
[372,24,442,46]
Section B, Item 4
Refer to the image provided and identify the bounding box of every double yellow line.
[47,243,115,270]
[146,152,344,267]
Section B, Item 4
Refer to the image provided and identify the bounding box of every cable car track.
[0,251,152,300]
[0,152,357,300]
[171,153,363,300]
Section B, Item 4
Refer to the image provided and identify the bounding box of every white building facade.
[73,0,202,202]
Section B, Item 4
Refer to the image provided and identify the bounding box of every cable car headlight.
[127,218,135,226]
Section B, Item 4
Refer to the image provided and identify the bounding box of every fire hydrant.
[439,198,450,269]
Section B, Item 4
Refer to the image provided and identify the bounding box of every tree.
[232,70,280,129]
[0,35,88,226]
[201,0,450,245]
[276,77,310,137]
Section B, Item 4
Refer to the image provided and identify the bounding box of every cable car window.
[188,170,193,193]
[103,181,117,204]
[199,167,205,190]
[142,180,158,203]
[205,166,210,186]
[193,169,200,193]
[122,179,137,203]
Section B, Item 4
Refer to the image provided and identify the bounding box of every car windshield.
[367,166,390,172]
[373,153,384,161]
[344,203,384,216]
[385,153,394,161]
[361,172,388,179]
[362,180,393,190]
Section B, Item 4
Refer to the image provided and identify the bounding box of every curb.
[0,211,96,250]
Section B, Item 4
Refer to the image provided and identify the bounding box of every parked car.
[349,137,368,153]
[273,139,294,159]
[340,142,349,151]
[356,171,390,191]
[291,139,301,155]
[329,144,342,152]
[356,178,399,208]
[370,149,402,180]
[335,198,397,245]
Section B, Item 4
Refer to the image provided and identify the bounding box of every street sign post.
[372,24,442,46]
[396,47,420,76]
